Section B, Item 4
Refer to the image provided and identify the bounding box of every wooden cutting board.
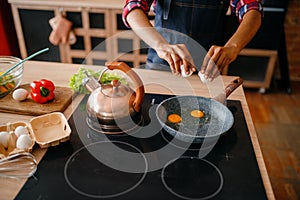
[0,84,74,116]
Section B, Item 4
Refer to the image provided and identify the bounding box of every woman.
[122,0,263,81]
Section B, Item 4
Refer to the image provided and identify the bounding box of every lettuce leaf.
[69,67,127,94]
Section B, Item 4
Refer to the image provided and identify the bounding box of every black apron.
[146,0,230,71]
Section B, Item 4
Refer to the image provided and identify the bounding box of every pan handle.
[225,77,243,98]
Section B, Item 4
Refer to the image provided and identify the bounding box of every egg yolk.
[190,110,205,118]
[167,114,182,123]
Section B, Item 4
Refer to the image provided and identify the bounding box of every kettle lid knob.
[111,79,121,88]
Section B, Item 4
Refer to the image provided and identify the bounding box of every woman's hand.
[200,10,262,81]
[200,45,239,81]
[126,9,196,76]
[155,43,197,75]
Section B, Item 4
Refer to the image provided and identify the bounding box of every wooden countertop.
[0,61,275,200]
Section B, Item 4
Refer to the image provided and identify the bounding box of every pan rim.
[155,95,234,140]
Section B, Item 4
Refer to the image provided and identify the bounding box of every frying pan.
[156,78,243,143]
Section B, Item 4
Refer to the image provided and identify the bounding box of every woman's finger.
[161,51,176,73]
[170,53,182,75]
[205,50,221,78]
[201,46,215,73]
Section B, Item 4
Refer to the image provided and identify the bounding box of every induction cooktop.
[16,93,267,200]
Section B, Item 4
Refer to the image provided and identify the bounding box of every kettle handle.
[225,77,243,98]
[105,62,145,112]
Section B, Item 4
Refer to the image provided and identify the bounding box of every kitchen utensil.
[156,78,243,143]
[0,152,37,178]
[0,47,49,79]
[84,62,145,133]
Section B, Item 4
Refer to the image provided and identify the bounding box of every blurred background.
[1,0,299,199]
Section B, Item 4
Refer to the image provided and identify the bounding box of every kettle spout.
[82,72,101,93]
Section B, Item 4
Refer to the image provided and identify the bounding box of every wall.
[0,0,20,56]
[285,0,300,81]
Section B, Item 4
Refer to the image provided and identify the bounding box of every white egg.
[14,126,29,137]
[16,134,33,150]
[0,131,10,148]
[180,65,193,78]
[12,88,28,101]
[198,72,209,84]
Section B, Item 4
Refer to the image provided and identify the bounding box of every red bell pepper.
[30,79,55,104]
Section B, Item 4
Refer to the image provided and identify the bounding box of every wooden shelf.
[9,0,148,68]
[223,48,278,91]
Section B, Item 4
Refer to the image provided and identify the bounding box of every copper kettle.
[84,62,145,133]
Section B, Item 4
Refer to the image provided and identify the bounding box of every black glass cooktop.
[16,94,267,200]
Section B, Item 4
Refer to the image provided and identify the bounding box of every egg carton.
[0,112,71,158]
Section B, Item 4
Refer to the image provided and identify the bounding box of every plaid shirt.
[123,0,263,27]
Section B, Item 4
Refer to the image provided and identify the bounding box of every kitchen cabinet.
[222,48,277,93]
[8,0,148,67]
